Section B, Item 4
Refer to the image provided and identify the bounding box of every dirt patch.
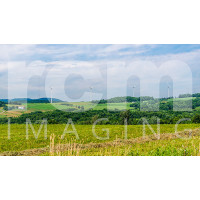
[0,147,49,156]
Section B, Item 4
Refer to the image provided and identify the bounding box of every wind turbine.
[89,86,93,102]
[167,84,170,98]
[133,85,136,97]
[38,78,41,99]
[50,87,53,103]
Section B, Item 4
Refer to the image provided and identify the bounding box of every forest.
[0,109,199,125]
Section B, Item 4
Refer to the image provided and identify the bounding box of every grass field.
[26,102,135,111]
[1,123,200,156]
[1,97,199,118]
[167,97,195,102]
[0,102,135,117]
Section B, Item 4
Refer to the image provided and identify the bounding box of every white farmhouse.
[18,106,25,110]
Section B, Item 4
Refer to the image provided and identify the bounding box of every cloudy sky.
[0,44,200,101]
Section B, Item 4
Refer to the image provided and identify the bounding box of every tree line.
[1,109,200,125]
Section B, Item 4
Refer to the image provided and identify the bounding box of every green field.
[167,97,195,102]
[21,97,200,112]
[1,123,200,156]
[24,102,135,112]
[1,97,199,117]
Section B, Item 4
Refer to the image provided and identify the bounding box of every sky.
[0,44,200,101]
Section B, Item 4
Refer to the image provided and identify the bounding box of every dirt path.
[1,129,200,156]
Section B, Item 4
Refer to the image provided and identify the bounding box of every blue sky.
[1,44,200,101]
[2,44,200,61]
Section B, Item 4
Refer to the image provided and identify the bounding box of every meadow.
[0,102,135,118]
[1,123,200,156]
[26,102,135,111]
[1,96,199,118]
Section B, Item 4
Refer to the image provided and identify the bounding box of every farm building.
[18,106,25,110]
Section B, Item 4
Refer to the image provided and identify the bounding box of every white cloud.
[0,45,200,100]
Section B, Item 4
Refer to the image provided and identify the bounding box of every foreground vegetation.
[49,136,200,156]
[0,124,200,156]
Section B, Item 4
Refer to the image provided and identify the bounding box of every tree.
[192,114,200,123]
[120,110,130,125]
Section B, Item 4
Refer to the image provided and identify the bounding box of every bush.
[192,114,200,123]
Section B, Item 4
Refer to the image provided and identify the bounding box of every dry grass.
[0,110,33,118]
